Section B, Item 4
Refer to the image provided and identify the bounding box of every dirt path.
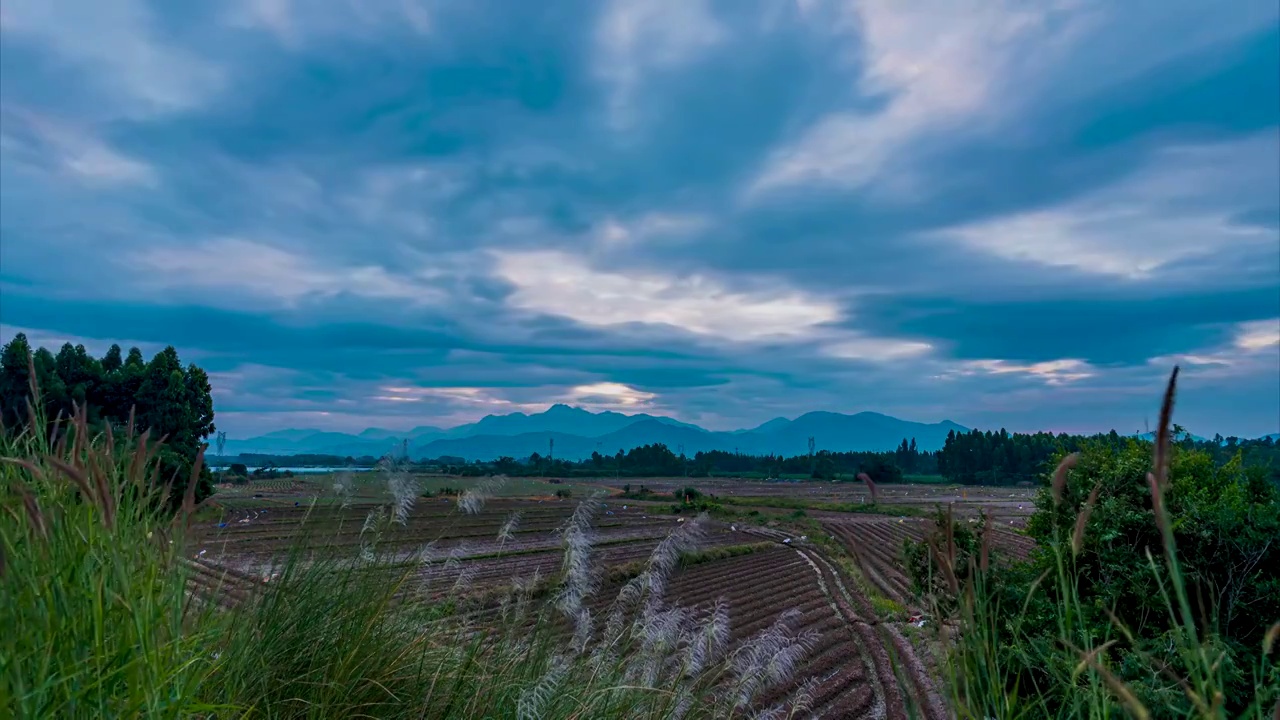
[744,525,950,720]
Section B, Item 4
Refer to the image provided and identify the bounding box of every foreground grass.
[0,422,223,718]
[910,368,1280,719]
[2,408,821,719]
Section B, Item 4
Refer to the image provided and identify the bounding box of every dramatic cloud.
[492,249,841,341]
[132,238,447,308]
[933,133,1279,279]
[949,359,1098,386]
[1,0,1277,438]
[1235,319,1280,351]
[749,0,1083,197]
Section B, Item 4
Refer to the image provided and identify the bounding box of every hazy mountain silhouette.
[223,405,968,461]
[440,404,701,439]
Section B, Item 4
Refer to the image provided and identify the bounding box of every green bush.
[910,369,1280,719]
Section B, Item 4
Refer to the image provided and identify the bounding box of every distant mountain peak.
[227,407,968,461]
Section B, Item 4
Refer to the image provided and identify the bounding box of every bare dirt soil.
[190,475,1038,718]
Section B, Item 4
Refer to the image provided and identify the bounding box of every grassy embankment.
[1,404,820,718]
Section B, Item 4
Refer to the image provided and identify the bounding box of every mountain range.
[222,405,970,461]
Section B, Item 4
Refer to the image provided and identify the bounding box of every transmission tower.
[215,431,227,470]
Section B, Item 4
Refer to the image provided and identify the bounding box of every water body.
[226,466,371,474]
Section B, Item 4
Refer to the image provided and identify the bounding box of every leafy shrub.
[678,486,702,502]
[911,369,1280,719]
[903,508,986,616]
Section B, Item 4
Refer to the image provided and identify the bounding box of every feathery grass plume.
[618,513,707,610]
[1071,479,1103,556]
[378,456,419,525]
[684,597,730,676]
[669,688,696,720]
[556,497,602,649]
[1147,368,1179,550]
[417,540,439,566]
[1265,623,1280,656]
[569,606,595,654]
[457,475,507,515]
[501,568,544,624]
[856,472,881,504]
[176,444,207,532]
[751,704,786,720]
[497,510,523,544]
[1076,643,1152,720]
[331,469,354,508]
[944,502,956,575]
[444,542,468,571]
[644,516,705,601]
[979,518,991,574]
[451,566,477,594]
[630,604,693,685]
[516,657,567,720]
[1153,366,1179,489]
[730,608,819,708]
[1050,451,1080,507]
[16,482,47,539]
[787,677,820,719]
[361,504,385,535]
[751,676,819,720]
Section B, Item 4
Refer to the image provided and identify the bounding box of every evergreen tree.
[0,337,217,507]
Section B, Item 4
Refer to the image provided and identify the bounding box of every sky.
[1,0,1278,440]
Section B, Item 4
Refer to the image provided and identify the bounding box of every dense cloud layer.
[2,0,1277,438]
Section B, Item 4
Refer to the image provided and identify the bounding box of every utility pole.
[549,437,554,463]
[808,436,816,477]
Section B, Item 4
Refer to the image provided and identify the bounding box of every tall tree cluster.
[937,427,1280,486]
[439,441,938,481]
[0,333,217,505]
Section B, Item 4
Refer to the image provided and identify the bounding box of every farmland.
[822,516,1035,609]
[180,472,1042,718]
[192,495,746,597]
[597,476,1038,526]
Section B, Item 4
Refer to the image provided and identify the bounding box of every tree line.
[937,427,1280,486]
[0,333,217,505]
[460,441,937,482]
[234,428,1280,487]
